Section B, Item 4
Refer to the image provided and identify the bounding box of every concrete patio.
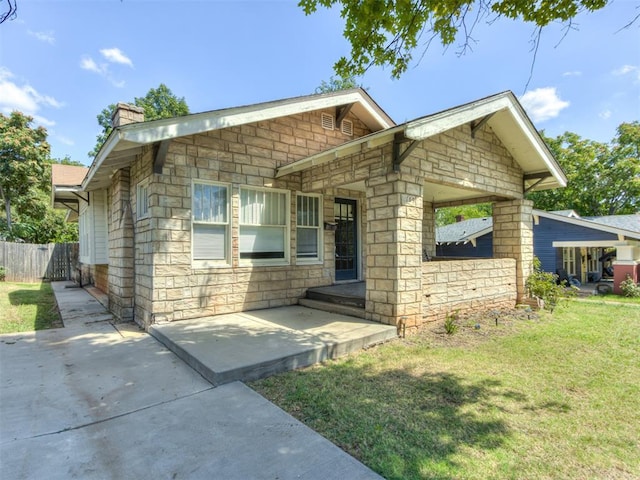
[149,304,397,386]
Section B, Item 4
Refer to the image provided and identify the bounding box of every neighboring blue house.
[436,210,640,285]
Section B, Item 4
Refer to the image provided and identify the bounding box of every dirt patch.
[405,307,544,348]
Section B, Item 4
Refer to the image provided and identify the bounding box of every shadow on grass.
[255,364,536,480]
[6,282,61,330]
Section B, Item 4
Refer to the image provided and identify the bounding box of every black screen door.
[334,198,358,281]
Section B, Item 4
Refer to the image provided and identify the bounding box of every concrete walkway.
[0,282,385,479]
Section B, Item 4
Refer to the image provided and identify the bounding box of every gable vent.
[341,119,353,136]
[321,113,335,130]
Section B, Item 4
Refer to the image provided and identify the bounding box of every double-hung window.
[192,182,230,266]
[239,187,289,264]
[296,194,322,263]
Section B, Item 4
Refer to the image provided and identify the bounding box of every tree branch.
[0,0,17,24]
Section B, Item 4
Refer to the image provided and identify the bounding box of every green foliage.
[315,75,364,93]
[444,311,459,335]
[89,83,189,158]
[528,123,640,215]
[298,0,608,78]
[0,112,50,233]
[525,257,576,312]
[436,203,492,227]
[620,276,640,298]
[0,266,5,281]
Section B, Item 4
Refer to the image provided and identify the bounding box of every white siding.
[78,190,108,265]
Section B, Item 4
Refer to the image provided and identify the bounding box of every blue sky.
[1,0,638,166]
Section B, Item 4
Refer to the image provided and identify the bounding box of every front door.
[334,198,358,281]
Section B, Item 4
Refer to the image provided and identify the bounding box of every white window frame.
[239,186,290,266]
[192,181,231,268]
[562,247,576,276]
[136,180,149,220]
[296,193,323,264]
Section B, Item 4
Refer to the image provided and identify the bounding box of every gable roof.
[276,91,567,196]
[436,210,640,245]
[51,164,89,222]
[83,89,394,191]
[51,164,88,186]
[436,217,493,244]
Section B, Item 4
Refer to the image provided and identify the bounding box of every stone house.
[64,89,566,329]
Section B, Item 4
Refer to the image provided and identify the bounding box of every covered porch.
[278,92,566,328]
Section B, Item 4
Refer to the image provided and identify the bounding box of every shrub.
[526,257,576,312]
[620,275,640,298]
[0,266,5,282]
[444,311,459,335]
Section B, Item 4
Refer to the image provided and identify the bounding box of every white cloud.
[562,71,582,77]
[28,30,55,44]
[599,110,612,120]
[80,55,104,74]
[55,135,75,146]
[100,48,133,67]
[612,64,640,81]
[519,87,570,123]
[80,48,132,87]
[0,68,61,127]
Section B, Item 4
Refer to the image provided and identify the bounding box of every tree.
[0,111,50,233]
[527,123,640,216]
[436,203,492,226]
[299,0,610,78]
[315,75,364,93]
[89,83,189,158]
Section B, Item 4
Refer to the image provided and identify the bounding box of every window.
[192,182,230,264]
[136,181,149,219]
[562,247,576,276]
[297,194,322,262]
[239,187,289,263]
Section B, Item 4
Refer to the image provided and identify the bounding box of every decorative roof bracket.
[470,113,495,138]
[393,132,419,172]
[153,140,171,174]
[336,103,354,126]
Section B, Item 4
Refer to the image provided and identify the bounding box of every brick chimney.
[455,214,465,223]
[111,103,145,127]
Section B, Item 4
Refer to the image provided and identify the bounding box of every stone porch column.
[493,199,533,302]
[365,173,424,328]
[108,168,135,322]
[422,200,435,259]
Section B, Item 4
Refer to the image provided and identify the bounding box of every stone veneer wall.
[133,110,371,326]
[107,169,134,322]
[422,258,517,323]
[78,264,108,293]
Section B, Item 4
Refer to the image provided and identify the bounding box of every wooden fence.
[0,242,79,283]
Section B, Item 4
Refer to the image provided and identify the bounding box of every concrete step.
[149,306,397,387]
[299,298,367,319]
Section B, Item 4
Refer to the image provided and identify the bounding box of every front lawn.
[0,282,62,334]
[251,301,640,479]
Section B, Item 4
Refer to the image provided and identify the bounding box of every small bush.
[0,266,5,282]
[444,311,459,335]
[526,258,576,312]
[620,275,640,298]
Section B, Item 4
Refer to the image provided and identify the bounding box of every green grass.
[579,294,640,305]
[251,302,640,479]
[0,282,62,334]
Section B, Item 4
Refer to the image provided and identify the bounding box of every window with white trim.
[192,182,230,264]
[239,187,289,263]
[136,181,149,219]
[562,247,576,276]
[296,194,322,262]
